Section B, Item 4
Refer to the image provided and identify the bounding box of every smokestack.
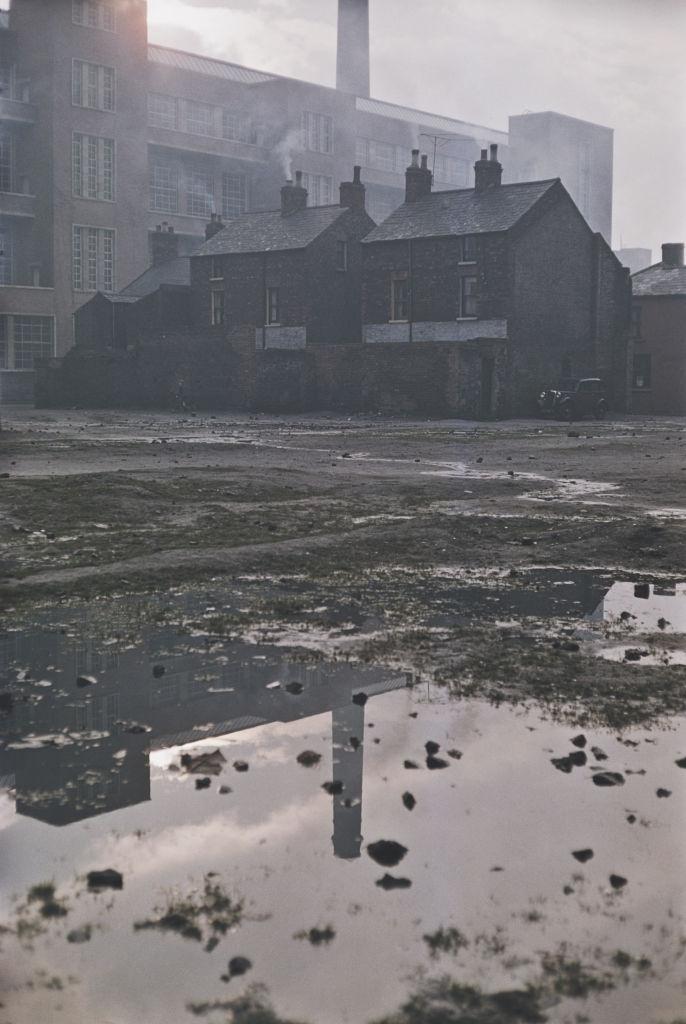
[405,149,432,203]
[337,0,370,98]
[474,145,503,193]
[204,212,225,241]
[339,165,366,210]
[662,242,684,268]
[281,170,308,216]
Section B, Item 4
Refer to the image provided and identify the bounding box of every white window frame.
[266,287,280,325]
[72,133,115,201]
[184,99,215,138]
[150,163,179,214]
[186,171,215,218]
[72,225,116,293]
[148,93,178,131]
[457,274,478,319]
[390,274,409,322]
[221,172,248,219]
[301,111,334,155]
[0,314,56,371]
[0,133,13,192]
[73,1,116,32]
[211,289,225,326]
[300,172,333,208]
[0,227,13,285]
[72,60,116,112]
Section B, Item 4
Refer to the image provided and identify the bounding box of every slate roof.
[632,263,686,297]
[363,179,559,244]
[120,257,191,298]
[195,206,348,257]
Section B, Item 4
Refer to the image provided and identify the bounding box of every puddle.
[0,586,684,1023]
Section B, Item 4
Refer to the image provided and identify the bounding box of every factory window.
[435,154,470,186]
[370,140,395,173]
[211,289,225,326]
[222,112,258,145]
[72,226,115,292]
[336,240,348,272]
[632,353,651,390]
[357,138,409,174]
[300,173,333,207]
[148,93,178,131]
[355,138,368,167]
[186,171,214,218]
[0,228,13,285]
[221,173,248,219]
[458,275,478,318]
[72,134,115,201]
[266,287,280,325]
[150,164,178,213]
[301,111,334,154]
[185,100,215,137]
[73,1,116,31]
[459,235,478,263]
[0,134,12,192]
[72,60,116,112]
[391,274,409,322]
[0,315,55,370]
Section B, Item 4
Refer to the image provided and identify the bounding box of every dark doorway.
[480,356,494,419]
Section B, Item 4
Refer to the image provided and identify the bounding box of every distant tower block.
[337,0,371,97]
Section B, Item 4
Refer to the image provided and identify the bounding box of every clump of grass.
[134,874,243,947]
[422,926,469,959]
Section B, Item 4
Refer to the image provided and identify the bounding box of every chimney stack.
[405,149,432,203]
[281,170,308,216]
[474,144,503,193]
[339,165,366,211]
[151,222,179,265]
[662,242,684,268]
[336,0,370,97]
[205,212,225,241]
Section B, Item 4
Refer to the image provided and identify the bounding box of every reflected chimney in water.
[331,701,365,859]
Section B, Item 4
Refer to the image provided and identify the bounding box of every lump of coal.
[367,840,408,868]
[656,788,672,798]
[152,665,166,678]
[404,760,419,769]
[233,761,249,773]
[296,750,322,768]
[76,675,97,688]
[195,777,211,790]
[352,692,368,706]
[634,583,650,599]
[426,756,449,770]
[87,869,123,891]
[222,956,252,982]
[447,749,463,760]
[322,780,344,795]
[295,926,336,946]
[402,792,416,811]
[67,925,92,944]
[626,814,637,824]
[591,746,608,761]
[375,874,412,891]
[609,874,628,890]
[592,772,625,787]
[675,757,686,769]
[182,749,227,776]
[218,786,232,795]
[349,736,361,750]
[571,734,587,748]
[551,756,573,774]
[572,849,594,863]
[624,648,648,662]
[285,682,304,695]
[425,741,440,755]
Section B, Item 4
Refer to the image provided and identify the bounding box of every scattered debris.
[423,926,469,958]
[572,849,594,863]
[367,840,408,868]
[609,874,628,890]
[221,957,253,982]
[425,740,440,755]
[402,792,416,811]
[352,692,368,706]
[233,761,249,773]
[426,755,449,770]
[195,777,211,790]
[285,682,303,695]
[375,875,412,891]
[447,749,463,760]
[294,926,335,946]
[182,749,227,776]
[296,750,322,767]
[87,870,123,891]
[591,746,608,761]
[592,772,625,787]
[322,780,344,795]
[656,788,672,798]
[403,760,420,770]
[571,734,586,748]
[67,925,92,944]
[76,675,97,688]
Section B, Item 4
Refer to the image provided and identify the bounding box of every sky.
[146,0,686,258]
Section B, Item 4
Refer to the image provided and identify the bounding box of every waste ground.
[0,409,685,1023]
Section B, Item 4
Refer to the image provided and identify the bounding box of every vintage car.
[537,378,608,421]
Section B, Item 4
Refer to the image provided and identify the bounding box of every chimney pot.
[151,223,180,264]
[474,146,503,193]
[662,242,684,268]
[281,176,308,216]
[421,154,429,170]
[490,144,498,161]
[405,151,433,203]
[340,166,367,211]
[353,165,361,184]
[480,149,488,160]
[411,149,420,167]
[205,215,225,241]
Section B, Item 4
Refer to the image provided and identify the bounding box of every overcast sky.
[147,0,682,256]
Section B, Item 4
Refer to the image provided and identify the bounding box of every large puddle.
[1,578,685,1023]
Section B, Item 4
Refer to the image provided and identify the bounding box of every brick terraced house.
[1,0,614,401]
[630,243,686,415]
[361,146,631,415]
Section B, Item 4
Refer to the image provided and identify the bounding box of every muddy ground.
[1,407,686,727]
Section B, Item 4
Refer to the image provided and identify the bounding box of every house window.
[460,235,478,263]
[630,304,642,339]
[458,275,478,317]
[300,172,333,207]
[72,60,115,112]
[150,164,178,213]
[186,171,214,218]
[336,240,348,271]
[222,112,257,145]
[185,100,214,137]
[0,228,13,285]
[209,257,223,281]
[72,134,115,201]
[301,111,334,154]
[632,353,651,390]
[266,287,280,325]
[148,93,178,131]
[221,173,248,219]
[0,134,13,192]
[73,1,116,31]
[391,275,409,322]
[72,226,115,292]
[211,289,225,326]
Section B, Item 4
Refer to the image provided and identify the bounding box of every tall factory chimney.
[337,0,370,97]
